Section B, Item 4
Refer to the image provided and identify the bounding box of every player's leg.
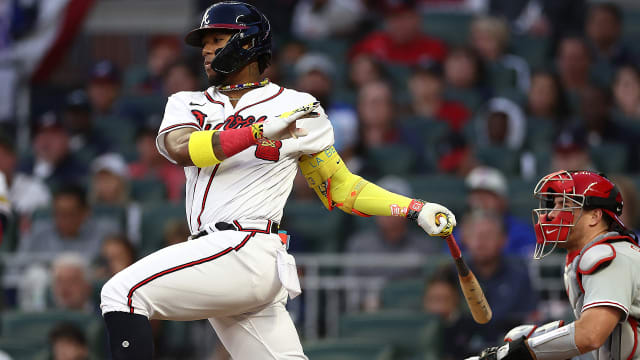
[100,231,283,360]
[208,290,308,360]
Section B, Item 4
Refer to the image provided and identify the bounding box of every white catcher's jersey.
[156,83,334,234]
[564,232,640,359]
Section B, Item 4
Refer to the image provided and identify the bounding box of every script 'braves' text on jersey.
[156,83,333,234]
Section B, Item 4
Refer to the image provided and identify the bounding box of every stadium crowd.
[1,0,640,359]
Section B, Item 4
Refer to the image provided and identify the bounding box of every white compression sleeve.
[527,322,581,360]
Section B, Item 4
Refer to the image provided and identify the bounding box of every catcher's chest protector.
[564,233,640,359]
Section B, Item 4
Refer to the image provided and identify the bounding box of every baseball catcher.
[467,170,640,360]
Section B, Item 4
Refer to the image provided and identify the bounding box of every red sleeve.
[349,32,386,61]
[437,102,470,131]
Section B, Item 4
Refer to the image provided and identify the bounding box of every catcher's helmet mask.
[531,170,625,259]
[185,1,272,77]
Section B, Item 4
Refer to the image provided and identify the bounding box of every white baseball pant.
[100,220,307,359]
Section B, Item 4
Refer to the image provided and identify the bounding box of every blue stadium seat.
[380,278,426,311]
[339,310,442,359]
[140,202,186,254]
[422,12,472,46]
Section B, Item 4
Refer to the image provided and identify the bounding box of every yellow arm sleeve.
[298,146,415,217]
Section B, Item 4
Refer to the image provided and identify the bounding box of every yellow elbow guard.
[299,147,370,214]
[299,146,413,217]
[188,130,221,168]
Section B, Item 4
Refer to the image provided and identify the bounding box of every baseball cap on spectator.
[413,59,443,78]
[91,153,129,179]
[294,53,335,79]
[554,127,588,153]
[435,132,469,173]
[65,89,91,112]
[90,60,120,84]
[465,166,508,198]
[35,111,64,132]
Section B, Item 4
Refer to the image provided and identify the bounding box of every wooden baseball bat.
[444,233,493,324]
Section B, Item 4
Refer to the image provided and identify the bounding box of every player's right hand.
[417,203,456,237]
[262,101,320,140]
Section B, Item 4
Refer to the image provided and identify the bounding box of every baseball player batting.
[99,2,456,359]
[466,170,640,360]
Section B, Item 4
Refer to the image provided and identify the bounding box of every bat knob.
[435,212,453,238]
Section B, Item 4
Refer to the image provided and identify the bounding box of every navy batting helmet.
[185,1,272,75]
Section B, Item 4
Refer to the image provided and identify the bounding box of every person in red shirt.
[128,127,185,202]
[407,61,471,131]
[350,0,447,65]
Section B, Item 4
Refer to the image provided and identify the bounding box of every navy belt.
[190,221,279,240]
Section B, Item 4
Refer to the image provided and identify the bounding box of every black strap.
[191,221,279,240]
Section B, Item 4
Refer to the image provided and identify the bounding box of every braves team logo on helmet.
[185,1,271,75]
[531,170,625,259]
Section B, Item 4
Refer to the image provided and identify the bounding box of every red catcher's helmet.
[532,170,624,259]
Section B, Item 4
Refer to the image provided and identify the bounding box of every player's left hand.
[417,202,456,237]
[465,337,534,360]
[464,345,507,360]
[262,102,320,140]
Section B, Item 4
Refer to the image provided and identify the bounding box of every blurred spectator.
[294,53,359,153]
[556,36,592,95]
[163,60,200,97]
[163,220,190,247]
[350,0,446,65]
[345,176,438,279]
[94,235,137,279]
[459,210,538,341]
[18,185,120,259]
[62,89,112,158]
[51,253,94,313]
[423,266,460,324]
[526,71,570,124]
[443,47,487,96]
[470,16,530,92]
[464,166,535,256]
[129,127,184,202]
[433,132,478,176]
[126,35,182,95]
[485,0,586,39]
[19,112,88,190]
[612,64,640,121]
[357,81,396,148]
[407,61,470,131]
[357,81,422,154]
[550,128,595,172]
[0,134,50,218]
[576,85,640,170]
[87,60,122,115]
[423,266,477,360]
[349,54,386,91]
[610,175,639,234]
[89,153,130,206]
[291,0,365,39]
[586,2,637,71]
[90,153,141,244]
[474,97,526,150]
[49,322,92,360]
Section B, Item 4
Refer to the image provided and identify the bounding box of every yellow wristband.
[188,130,221,168]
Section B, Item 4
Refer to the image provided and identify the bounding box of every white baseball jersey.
[156,83,334,234]
[564,232,640,359]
